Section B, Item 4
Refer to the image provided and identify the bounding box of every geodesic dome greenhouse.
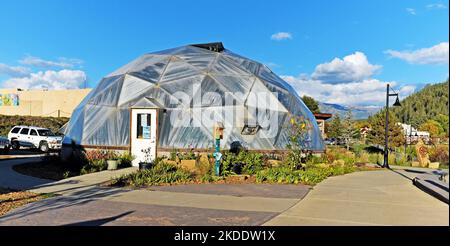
[62,42,325,152]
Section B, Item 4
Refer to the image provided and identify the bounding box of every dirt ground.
[0,187,52,216]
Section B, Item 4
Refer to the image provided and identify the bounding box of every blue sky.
[0,0,448,106]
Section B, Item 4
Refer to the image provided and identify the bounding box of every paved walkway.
[1,158,448,225]
[0,157,308,226]
[0,157,53,190]
[264,170,449,226]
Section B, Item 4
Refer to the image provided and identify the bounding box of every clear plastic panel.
[210,55,253,76]
[88,77,124,107]
[107,54,170,77]
[159,57,202,83]
[118,74,155,106]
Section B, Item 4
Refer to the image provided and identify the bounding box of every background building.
[0,88,91,117]
[398,123,430,144]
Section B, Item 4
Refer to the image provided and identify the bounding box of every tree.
[302,95,321,114]
[340,110,359,150]
[433,114,449,137]
[391,80,449,127]
[367,110,405,149]
[419,120,444,137]
[327,114,342,139]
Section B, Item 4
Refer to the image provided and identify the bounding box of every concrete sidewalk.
[264,170,449,226]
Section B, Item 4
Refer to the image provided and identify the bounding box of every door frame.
[129,107,160,164]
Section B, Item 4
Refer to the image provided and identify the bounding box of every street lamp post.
[383,84,401,169]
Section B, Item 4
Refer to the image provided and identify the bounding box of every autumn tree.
[419,120,444,137]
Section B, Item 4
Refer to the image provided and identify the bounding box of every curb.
[413,177,449,204]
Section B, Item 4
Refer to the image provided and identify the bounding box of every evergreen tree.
[302,95,321,114]
[391,80,448,128]
[327,114,342,139]
[367,110,405,149]
[341,110,359,150]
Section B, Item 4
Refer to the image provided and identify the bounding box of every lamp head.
[393,96,401,107]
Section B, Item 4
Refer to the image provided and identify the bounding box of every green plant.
[238,151,265,175]
[112,161,193,187]
[63,171,70,179]
[284,116,310,170]
[219,151,266,176]
[169,148,178,161]
[80,149,109,174]
[118,152,134,168]
[199,173,224,183]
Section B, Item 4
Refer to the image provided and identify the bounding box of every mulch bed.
[0,188,52,216]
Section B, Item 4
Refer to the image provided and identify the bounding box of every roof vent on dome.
[190,42,225,52]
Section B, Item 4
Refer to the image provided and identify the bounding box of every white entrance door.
[130,108,158,167]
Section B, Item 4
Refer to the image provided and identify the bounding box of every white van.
[8,126,63,152]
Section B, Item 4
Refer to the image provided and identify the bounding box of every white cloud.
[282,75,416,107]
[406,8,417,15]
[426,3,447,9]
[3,69,87,90]
[311,52,382,84]
[19,55,83,68]
[271,32,293,41]
[0,63,31,77]
[385,42,449,65]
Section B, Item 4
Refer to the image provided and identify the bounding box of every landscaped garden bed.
[110,147,381,188]
[0,187,54,216]
[12,150,134,181]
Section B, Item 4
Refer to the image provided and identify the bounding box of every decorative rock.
[411,161,421,167]
[428,162,440,169]
[415,139,431,168]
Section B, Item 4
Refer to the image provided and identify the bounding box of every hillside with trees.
[391,80,449,137]
[0,115,69,137]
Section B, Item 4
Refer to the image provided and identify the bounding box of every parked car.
[0,136,10,154]
[324,138,337,145]
[8,126,63,152]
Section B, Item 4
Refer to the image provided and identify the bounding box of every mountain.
[319,102,381,119]
[391,80,449,127]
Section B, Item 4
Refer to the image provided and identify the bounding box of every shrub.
[199,173,224,183]
[112,161,193,187]
[256,163,356,186]
[429,145,449,167]
[325,147,356,165]
[178,150,198,161]
[238,151,265,175]
[220,151,266,176]
[356,151,370,163]
[80,150,117,174]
